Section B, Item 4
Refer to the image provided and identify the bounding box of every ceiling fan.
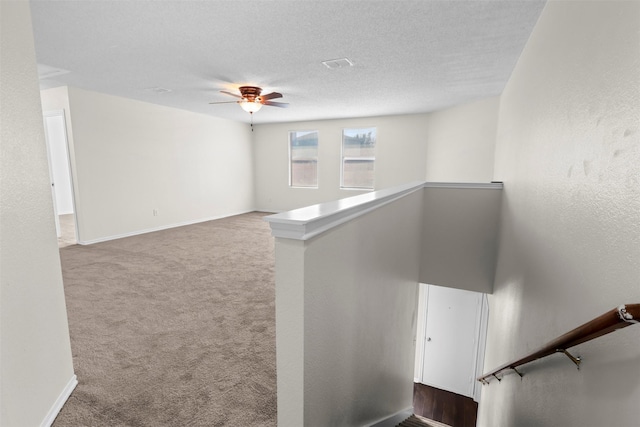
[209,86,288,114]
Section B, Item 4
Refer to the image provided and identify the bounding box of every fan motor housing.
[239,86,262,101]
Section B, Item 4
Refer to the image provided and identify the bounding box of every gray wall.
[0,2,75,425]
[420,186,502,294]
[479,1,640,425]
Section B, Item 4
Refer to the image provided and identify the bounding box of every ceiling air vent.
[322,58,354,69]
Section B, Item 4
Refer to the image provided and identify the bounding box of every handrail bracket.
[556,348,581,369]
[511,367,524,378]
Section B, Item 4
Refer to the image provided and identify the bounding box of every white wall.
[253,114,429,212]
[273,190,423,426]
[479,1,640,426]
[0,2,76,426]
[41,86,72,112]
[253,99,499,213]
[63,87,255,243]
[425,96,499,183]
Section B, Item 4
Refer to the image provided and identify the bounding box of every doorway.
[415,283,489,401]
[43,110,77,247]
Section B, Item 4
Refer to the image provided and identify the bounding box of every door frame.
[43,109,79,243]
[414,283,489,402]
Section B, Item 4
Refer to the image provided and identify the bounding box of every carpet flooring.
[53,212,276,426]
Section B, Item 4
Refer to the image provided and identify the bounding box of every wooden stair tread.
[397,414,452,427]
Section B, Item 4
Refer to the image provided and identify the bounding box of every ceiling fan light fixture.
[240,100,262,113]
[211,86,287,114]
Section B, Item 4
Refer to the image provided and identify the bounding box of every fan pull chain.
[250,112,254,132]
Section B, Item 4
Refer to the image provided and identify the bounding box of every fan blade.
[209,101,240,105]
[260,92,283,101]
[220,90,243,99]
[263,101,288,108]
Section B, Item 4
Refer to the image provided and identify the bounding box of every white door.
[43,111,74,214]
[43,110,75,238]
[420,284,484,398]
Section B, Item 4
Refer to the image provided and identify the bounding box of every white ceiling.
[30,0,546,125]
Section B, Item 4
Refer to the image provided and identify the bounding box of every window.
[289,131,319,188]
[341,127,376,189]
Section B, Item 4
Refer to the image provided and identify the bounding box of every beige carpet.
[53,212,276,426]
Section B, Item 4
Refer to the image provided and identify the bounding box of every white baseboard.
[257,208,282,213]
[77,210,255,245]
[40,374,77,427]
[367,407,414,427]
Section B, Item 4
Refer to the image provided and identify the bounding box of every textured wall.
[0,2,75,425]
[479,1,640,425]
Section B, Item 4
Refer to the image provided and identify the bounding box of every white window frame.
[289,130,319,189]
[340,127,376,190]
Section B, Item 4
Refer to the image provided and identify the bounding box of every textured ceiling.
[30,0,546,124]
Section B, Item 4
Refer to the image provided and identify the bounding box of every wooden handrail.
[478,303,640,384]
